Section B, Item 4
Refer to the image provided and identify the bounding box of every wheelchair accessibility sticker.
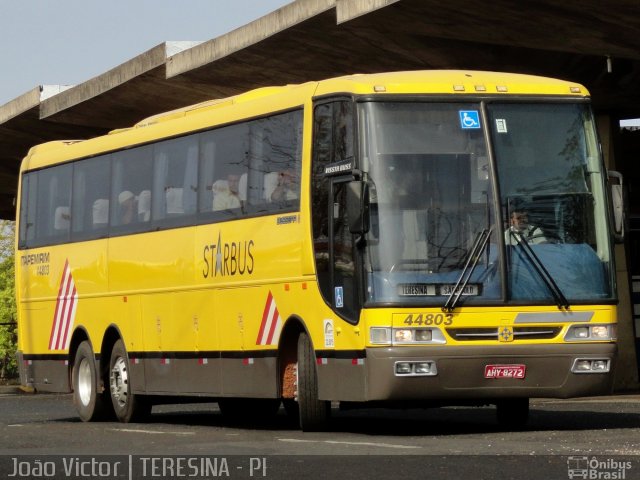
[459,110,481,129]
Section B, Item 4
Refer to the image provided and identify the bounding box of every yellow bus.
[15,71,621,430]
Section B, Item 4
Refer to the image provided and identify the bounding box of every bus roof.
[21,70,588,172]
[314,70,589,97]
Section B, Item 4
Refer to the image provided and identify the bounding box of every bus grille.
[446,326,562,341]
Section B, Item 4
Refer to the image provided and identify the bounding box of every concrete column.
[597,114,639,391]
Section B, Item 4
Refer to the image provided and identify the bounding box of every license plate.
[484,364,526,379]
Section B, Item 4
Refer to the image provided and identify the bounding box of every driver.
[504,209,547,245]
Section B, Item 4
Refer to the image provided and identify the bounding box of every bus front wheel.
[297,332,330,431]
[109,339,150,423]
[72,341,109,422]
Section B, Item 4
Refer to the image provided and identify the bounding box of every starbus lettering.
[202,232,254,278]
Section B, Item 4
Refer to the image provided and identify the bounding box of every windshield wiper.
[442,228,492,313]
[508,230,570,310]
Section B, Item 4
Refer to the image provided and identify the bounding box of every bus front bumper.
[363,343,616,401]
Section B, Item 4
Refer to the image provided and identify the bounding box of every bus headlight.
[394,329,413,343]
[591,326,610,339]
[370,327,446,345]
[564,324,616,342]
[415,329,433,342]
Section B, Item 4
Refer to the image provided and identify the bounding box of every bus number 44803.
[403,313,453,326]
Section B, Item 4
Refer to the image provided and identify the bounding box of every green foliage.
[0,220,17,380]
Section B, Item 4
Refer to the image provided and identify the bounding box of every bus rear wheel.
[109,339,150,423]
[297,332,330,431]
[72,341,109,422]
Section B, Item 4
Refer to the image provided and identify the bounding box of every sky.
[0,0,293,106]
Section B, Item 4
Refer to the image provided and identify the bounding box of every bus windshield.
[360,101,614,306]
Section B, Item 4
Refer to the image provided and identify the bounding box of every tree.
[0,221,17,380]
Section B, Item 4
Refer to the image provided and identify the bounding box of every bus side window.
[152,135,198,226]
[72,155,111,240]
[18,171,38,248]
[110,146,153,231]
[35,164,72,245]
[249,110,303,212]
[199,123,248,219]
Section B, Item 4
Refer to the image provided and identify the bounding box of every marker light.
[370,327,391,345]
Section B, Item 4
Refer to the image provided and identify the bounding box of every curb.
[0,385,34,394]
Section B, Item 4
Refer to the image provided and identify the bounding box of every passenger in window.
[227,174,242,205]
[138,190,151,222]
[271,169,299,202]
[54,206,71,231]
[212,177,241,211]
[118,190,137,224]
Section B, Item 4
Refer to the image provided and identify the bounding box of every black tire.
[297,332,330,431]
[72,341,109,422]
[496,398,529,428]
[109,339,151,423]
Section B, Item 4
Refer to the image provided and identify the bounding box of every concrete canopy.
[2,0,640,219]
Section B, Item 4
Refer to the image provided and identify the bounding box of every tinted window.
[110,146,153,233]
[312,101,356,317]
[72,155,111,240]
[18,172,38,248]
[152,136,198,228]
[35,164,72,246]
[248,111,303,212]
[18,109,305,248]
[198,109,303,221]
[199,122,248,221]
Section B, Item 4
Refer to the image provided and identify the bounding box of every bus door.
[312,99,361,323]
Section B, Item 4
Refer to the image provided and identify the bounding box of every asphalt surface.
[1,388,639,479]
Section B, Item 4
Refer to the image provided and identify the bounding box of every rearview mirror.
[608,170,625,243]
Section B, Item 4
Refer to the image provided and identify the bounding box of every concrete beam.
[0,88,43,125]
[336,0,400,23]
[166,0,335,79]
[40,42,201,124]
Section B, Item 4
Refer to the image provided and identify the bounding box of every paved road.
[1,391,639,479]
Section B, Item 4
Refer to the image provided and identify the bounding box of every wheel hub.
[77,358,93,406]
[110,357,129,408]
